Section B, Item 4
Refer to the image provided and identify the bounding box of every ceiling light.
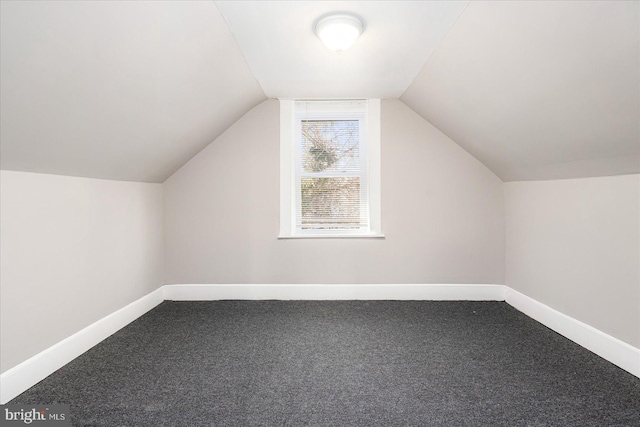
[315,14,364,53]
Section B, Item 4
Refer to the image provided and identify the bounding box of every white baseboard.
[0,288,164,404]
[3,284,638,404]
[162,283,507,301]
[505,288,640,378]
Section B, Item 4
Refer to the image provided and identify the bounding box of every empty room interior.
[1,0,639,425]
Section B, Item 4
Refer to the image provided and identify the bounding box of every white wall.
[505,175,640,347]
[0,171,163,372]
[164,99,505,284]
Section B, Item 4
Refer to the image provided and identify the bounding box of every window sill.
[278,233,385,240]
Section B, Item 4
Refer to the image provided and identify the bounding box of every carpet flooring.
[9,301,640,426]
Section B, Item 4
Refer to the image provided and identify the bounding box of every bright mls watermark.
[0,405,70,426]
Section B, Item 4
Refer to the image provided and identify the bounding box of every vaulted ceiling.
[1,1,638,183]
[401,0,639,181]
[0,1,265,182]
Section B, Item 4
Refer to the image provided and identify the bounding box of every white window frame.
[279,99,383,239]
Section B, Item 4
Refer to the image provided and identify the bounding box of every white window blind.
[294,101,369,234]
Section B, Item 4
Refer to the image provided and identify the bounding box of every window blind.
[294,101,369,233]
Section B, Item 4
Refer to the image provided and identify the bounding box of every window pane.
[300,177,361,229]
[301,120,359,173]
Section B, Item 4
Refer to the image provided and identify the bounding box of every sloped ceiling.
[1,1,638,183]
[0,1,265,183]
[401,0,640,182]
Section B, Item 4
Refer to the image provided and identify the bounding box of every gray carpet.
[9,301,640,426]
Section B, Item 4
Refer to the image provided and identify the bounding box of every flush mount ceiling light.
[315,14,364,53]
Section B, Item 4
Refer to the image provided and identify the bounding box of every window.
[279,100,382,238]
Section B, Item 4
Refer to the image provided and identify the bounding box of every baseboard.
[162,283,507,301]
[0,288,164,404]
[505,288,640,378]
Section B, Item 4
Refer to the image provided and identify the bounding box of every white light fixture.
[315,14,364,53]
